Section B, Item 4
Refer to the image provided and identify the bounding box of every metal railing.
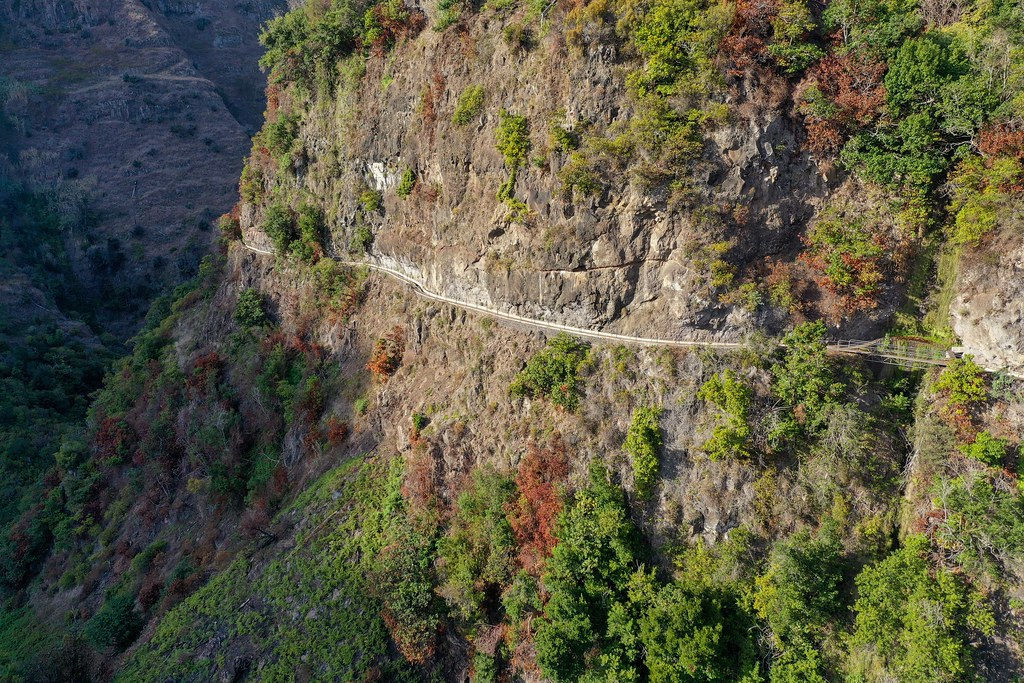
[829,337,952,368]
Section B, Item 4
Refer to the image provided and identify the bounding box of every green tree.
[698,369,753,461]
[263,202,295,254]
[933,355,987,420]
[822,0,921,59]
[848,535,994,682]
[934,474,1024,580]
[754,523,844,647]
[510,333,590,411]
[768,0,824,73]
[84,593,143,649]
[234,288,268,328]
[495,110,530,168]
[771,321,845,439]
[534,464,647,681]
[292,203,324,262]
[884,34,963,116]
[960,430,1008,466]
[769,642,827,683]
[623,0,729,98]
[374,526,442,663]
[641,581,760,682]
[436,467,517,626]
[624,406,663,498]
[260,112,301,159]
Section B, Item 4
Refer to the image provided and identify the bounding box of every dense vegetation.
[0,175,120,530]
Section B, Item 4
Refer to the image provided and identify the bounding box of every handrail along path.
[239,240,954,368]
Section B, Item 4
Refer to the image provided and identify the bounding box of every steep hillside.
[0,0,280,540]
[2,0,1024,681]
[1,0,283,334]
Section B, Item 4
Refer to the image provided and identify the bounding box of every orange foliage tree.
[506,440,570,575]
[978,123,1024,160]
[799,53,887,155]
[367,326,405,380]
[719,0,779,75]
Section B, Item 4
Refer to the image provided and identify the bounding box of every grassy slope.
[120,455,418,681]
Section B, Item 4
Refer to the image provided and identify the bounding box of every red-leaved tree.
[506,440,570,575]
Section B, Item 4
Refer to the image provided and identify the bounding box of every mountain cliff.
[2,0,1023,680]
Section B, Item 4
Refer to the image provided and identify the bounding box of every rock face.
[243,9,904,345]
[1,0,284,335]
[952,227,1024,376]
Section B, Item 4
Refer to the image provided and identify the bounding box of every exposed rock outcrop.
[952,228,1024,376]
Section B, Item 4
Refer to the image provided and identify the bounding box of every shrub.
[326,417,349,445]
[472,650,500,683]
[495,110,530,168]
[769,642,828,683]
[263,203,295,254]
[434,0,463,31]
[354,397,369,415]
[933,355,987,429]
[359,188,382,213]
[311,258,364,318]
[548,119,578,153]
[849,535,994,682]
[361,0,425,53]
[624,406,662,499]
[698,369,753,461]
[367,326,404,380]
[245,445,279,505]
[84,593,143,649]
[234,288,268,328]
[960,430,1008,466]
[452,85,485,125]
[396,167,416,198]
[509,333,590,411]
[629,96,710,173]
[503,21,532,51]
[559,152,603,197]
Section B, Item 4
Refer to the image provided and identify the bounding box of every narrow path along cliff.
[236,240,1000,372]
